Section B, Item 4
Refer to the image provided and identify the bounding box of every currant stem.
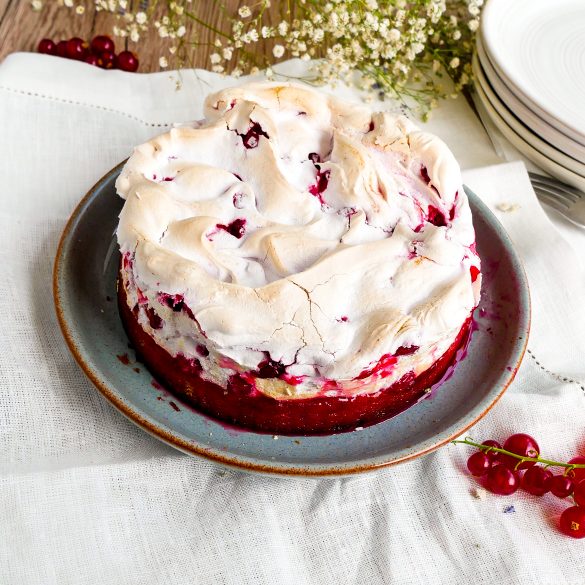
[452,437,585,473]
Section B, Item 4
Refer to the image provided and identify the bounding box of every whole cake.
[115,82,481,434]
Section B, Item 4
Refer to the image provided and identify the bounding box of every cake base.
[118,274,472,435]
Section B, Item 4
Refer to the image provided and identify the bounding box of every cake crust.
[118,269,473,434]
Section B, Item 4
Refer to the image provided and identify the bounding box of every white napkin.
[1,53,584,585]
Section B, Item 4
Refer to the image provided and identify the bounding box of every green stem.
[453,438,585,473]
[184,11,231,38]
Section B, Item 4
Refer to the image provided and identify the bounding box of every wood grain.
[0,1,272,72]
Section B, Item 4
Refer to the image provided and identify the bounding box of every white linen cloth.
[1,53,584,585]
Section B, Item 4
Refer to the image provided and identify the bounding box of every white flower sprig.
[38,0,484,116]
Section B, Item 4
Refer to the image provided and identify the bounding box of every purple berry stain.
[308,152,330,205]
[256,355,286,379]
[427,205,447,227]
[394,345,419,357]
[159,293,184,312]
[241,122,269,149]
[145,307,163,329]
[196,344,210,357]
[217,218,246,239]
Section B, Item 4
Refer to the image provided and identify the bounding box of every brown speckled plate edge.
[53,163,530,477]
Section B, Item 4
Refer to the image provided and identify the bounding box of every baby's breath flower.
[39,0,483,117]
[238,6,252,18]
[388,28,401,42]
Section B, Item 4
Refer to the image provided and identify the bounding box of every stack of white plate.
[474,0,585,191]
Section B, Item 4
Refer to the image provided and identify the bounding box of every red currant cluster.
[456,434,585,538]
[37,36,139,72]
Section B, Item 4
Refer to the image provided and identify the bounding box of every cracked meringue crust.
[115,81,481,434]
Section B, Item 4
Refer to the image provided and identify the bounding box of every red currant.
[547,474,574,498]
[571,479,585,507]
[99,50,117,69]
[117,50,139,72]
[500,433,540,470]
[567,456,585,482]
[66,37,89,61]
[485,464,520,495]
[84,54,100,66]
[559,506,585,538]
[56,40,68,58]
[521,466,552,496]
[481,440,502,462]
[91,35,115,54]
[467,451,491,476]
[38,38,57,55]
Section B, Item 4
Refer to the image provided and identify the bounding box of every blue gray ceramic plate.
[54,163,530,477]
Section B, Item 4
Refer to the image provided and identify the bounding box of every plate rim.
[475,36,585,165]
[472,59,585,193]
[53,164,531,477]
[481,0,585,147]
[472,53,585,177]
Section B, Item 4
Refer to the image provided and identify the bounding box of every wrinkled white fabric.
[0,53,584,585]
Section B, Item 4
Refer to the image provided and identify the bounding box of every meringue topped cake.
[115,81,481,435]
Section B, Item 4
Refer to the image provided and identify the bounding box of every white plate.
[472,54,585,178]
[473,68,585,192]
[481,0,585,147]
[476,36,585,164]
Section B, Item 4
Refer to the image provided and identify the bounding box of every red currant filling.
[308,153,330,205]
[394,344,419,356]
[160,293,185,312]
[196,344,210,357]
[178,356,202,375]
[227,373,256,397]
[420,165,431,185]
[217,218,246,239]
[256,356,287,379]
[470,266,480,282]
[427,205,447,227]
[146,307,163,329]
[241,122,269,149]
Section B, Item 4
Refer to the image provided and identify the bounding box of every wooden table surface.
[0,1,262,72]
